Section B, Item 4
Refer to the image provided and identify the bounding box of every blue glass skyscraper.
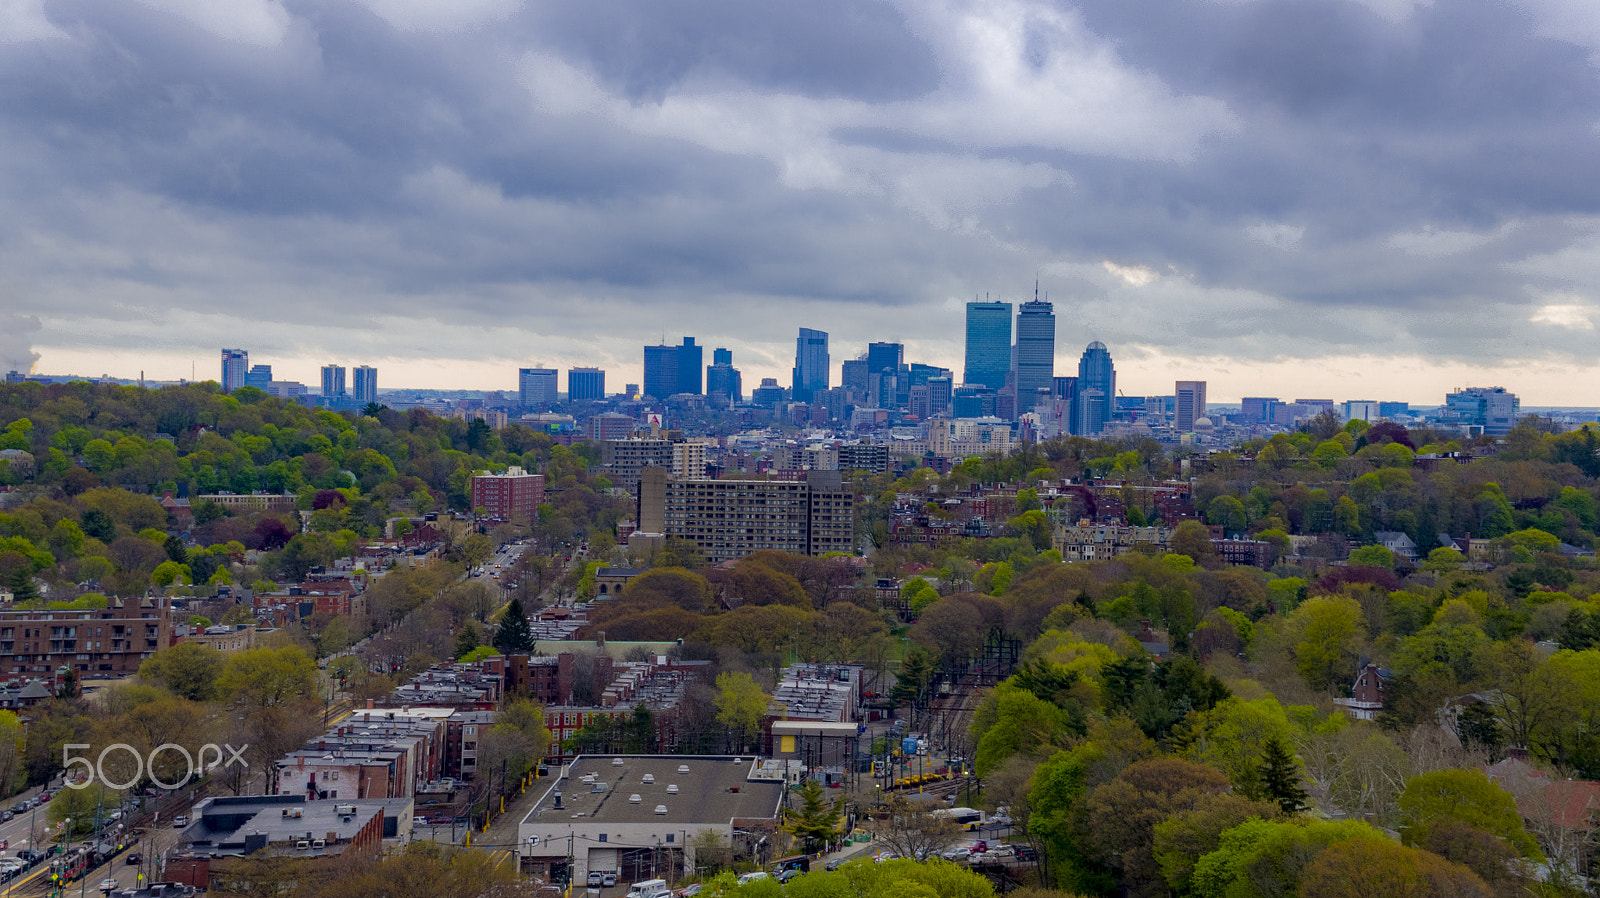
[791,328,829,404]
[1013,299,1056,401]
[964,301,1012,390]
[1074,341,1116,435]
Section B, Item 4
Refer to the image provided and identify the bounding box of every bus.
[933,807,986,831]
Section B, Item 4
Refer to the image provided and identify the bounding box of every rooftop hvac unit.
[311,839,326,849]
[295,841,310,851]
[282,809,304,819]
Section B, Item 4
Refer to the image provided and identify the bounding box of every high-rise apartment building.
[519,368,559,406]
[320,365,346,399]
[964,300,1013,390]
[567,367,605,401]
[220,349,248,393]
[352,366,378,404]
[637,467,853,563]
[1074,341,1115,435]
[470,466,545,523]
[601,437,676,491]
[791,328,830,405]
[1013,299,1056,401]
[1175,381,1207,432]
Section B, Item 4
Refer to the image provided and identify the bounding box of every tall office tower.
[1013,296,1056,400]
[220,349,248,392]
[926,376,953,416]
[866,342,903,379]
[519,367,559,405]
[964,300,1013,390]
[567,367,605,401]
[320,365,347,399]
[244,365,273,390]
[706,350,742,402]
[791,328,830,404]
[1073,341,1116,435]
[1241,397,1279,423]
[350,366,377,404]
[840,358,870,400]
[643,344,679,399]
[1175,381,1208,432]
[676,337,703,395]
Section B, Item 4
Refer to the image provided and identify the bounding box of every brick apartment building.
[634,467,854,563]
[0,596,172,675]
[470,466,545,523]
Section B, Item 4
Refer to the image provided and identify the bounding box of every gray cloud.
[3,0,1600,394]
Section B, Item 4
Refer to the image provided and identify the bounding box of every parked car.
[602,873,617,887]
[1015,846,1038,862]
[126,853,142,866]
[172,815,188,827]
[736,873,769,884]
[414,817,428,826]
[2,811,12,822]
[99,878,119,892]
[775,869,799,883]
[824,859,844,871]
[586,872,602,887]
[674,885,702,897]
[986,844,1016,858]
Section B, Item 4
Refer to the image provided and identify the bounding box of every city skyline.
[6,3,1600,404]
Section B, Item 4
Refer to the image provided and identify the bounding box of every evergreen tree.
[1258,736,1308,813]
[889,647,935,710]
[455,622,480,660]
[782,780,843,853]
[7,568,38,605]
[493,597,535,655]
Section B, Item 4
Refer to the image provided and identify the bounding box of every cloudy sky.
[4,0,1600,404]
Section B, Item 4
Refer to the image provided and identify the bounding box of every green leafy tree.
[216,645,318,708]
[139,642,223,701]
[1397,768,1543,860]
[1347,545,1394,568]
[713,672,769,752]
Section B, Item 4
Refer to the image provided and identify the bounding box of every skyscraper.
[1175,381,1207,432]
[1013,297,1056,401]
[791,328,829,404]
[320,365,347,399]
[568,367,605,401]
[519,368,559,405]
[245,365,273,390]
[866,342,904,408]
[643,344,679,399]
[964,300,1012,390]
[352,366,378,404]
[220,349,248,392]
[706,349,741,402]
[1074,342,1115,435]
[676,337,703,395]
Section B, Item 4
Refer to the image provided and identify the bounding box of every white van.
[626,880,667,898]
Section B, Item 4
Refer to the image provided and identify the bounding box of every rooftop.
[521,755,784,828]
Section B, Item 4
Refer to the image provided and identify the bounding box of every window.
[598,834,607,843]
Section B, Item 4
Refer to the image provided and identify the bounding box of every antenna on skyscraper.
[1035,277,1039,302]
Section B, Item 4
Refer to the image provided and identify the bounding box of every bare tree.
[871,795,962,860]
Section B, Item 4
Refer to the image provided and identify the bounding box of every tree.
[1171,521,1217,566]
[48,784,118,836]
[1152,793,1280,894]
[1291,596,1365,690]
[1397,768,1543,860]
[1299,837,1494,898]
[79,507,116,543]
[1083,758,1232,896]
[139,642,223,701]
[1347,545,1395,568]
[713,672,768,752]
[1257,736,1308,813]
[493,597,535,655]
[782,780,842,853]
[454,622,480,659]
[216,645,318,708]
[890,647,935,711]
[872,795,963,862]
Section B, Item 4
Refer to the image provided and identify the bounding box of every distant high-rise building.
[677,337,702,395]
[1378,401,1410,418]
[352,366,378,404]
[751,377,786,407]
[791,328,830,404]
[320,365,346,399]
[1175,381,1207,431]
[568,367,605,401]
[1013,297,1056,400]
[866,342,903,378]
[643,344,679,400]
[519,368,559,406]
[1073,342,1115,435]
[706,349,742,403]
[220,349,248,392]
[926,376,953,416]
[866,342,905,408]
[1241,397,1280,423]
[1444,386,1520,435]
[245,365,273,390]
[1342,400,1381,422]
[840,359,871,401]
[964,300,1013,390]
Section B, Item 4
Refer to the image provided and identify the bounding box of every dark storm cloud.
[4,0,1600,386]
